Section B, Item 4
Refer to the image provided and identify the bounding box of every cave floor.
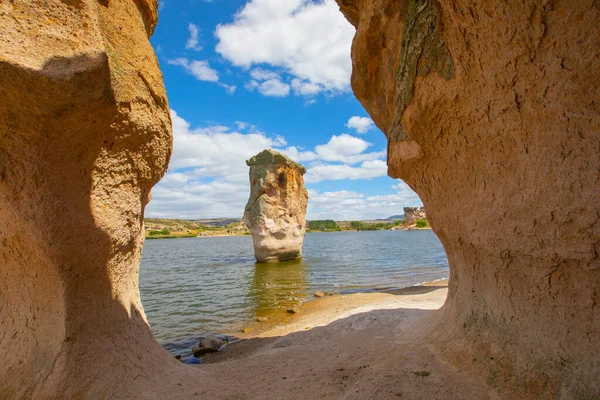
[182,288,499,400]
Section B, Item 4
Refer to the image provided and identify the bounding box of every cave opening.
[138,206,450,357]
[1,0,598,398]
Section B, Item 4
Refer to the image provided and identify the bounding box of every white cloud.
[167,58,219,82]
[246,78,291,97]
[146,111,390,218]
[215,0,354,93]
[167,58,237,94]
[245,68,291,97]
[280,146,318,162]
[307,182,422,220]
[147,180,250,220]
[258,78,291,97]
[250,68,281,81]
[146,111,290,218]
[291,78,322,96]
[185,23,203,51]
[304,160,387,183]
[346,116,374,134]
[314,134,385,164]
[220,83,237,94]
[168,110,285,183]
[235,121,250,130]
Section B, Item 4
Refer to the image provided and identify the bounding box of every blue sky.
[145,0,422,220]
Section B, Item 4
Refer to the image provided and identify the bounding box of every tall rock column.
[337,0,600,398]
[0,1,193,398]
[243,150,309,263]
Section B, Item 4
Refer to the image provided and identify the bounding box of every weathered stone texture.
[0,1,194,398]
[338,0,600,398]
[243,150,309,263]
[403,207,426,224]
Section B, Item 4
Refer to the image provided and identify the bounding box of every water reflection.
[140,230,449,350]
[249,259,308,318]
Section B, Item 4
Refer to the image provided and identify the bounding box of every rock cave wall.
[0,1,194,398]
[1,0,598,398]
[337,0,600,397]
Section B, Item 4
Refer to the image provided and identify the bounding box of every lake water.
[139,230,449,353]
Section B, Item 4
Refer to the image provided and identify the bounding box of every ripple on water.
[139,230,449,354]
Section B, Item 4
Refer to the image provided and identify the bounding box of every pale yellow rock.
[0,1,195,398]
[337,0,600,397]
[243,150,309,263]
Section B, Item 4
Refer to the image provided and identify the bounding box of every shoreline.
[147,228,433,240]
[231,278,448,340]
[161,277,449,359]
[192,277,493,399]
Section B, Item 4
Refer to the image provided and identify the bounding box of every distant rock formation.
[403,207,426,224]
[243,150,308,263]
[337,0,600,397]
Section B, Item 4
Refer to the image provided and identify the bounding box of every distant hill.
[193,218,242,227]
[356,215,404,223]
[144,218,242,230]
[378,215,404,221]
[146,216,404,228]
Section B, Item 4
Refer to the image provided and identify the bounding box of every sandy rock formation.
[0,1,195,398]
[337,0,600,397]
[403,207,426,224]
[243,150,309,263]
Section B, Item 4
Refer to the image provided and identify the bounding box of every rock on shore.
[243,150,308,263]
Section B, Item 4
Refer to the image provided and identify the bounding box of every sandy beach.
[234,279,449,339]
[192,280,500,399]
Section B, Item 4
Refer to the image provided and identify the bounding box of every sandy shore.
[192,280,499,399]
[234,279,449,339]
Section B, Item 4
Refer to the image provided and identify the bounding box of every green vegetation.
[143,216,428,238]
[145,218,205,231]
[308,220,338,231]
[413,370,431,377]
[350,221,366,230]
[415,219,429,228]
[146,232,197,240]
[144,219,250,239]
[149,229,170,236]
[350,221,397,231]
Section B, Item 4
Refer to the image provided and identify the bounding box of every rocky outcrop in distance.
[243,150,309,263]
[337,0,600,397]
[403,207,426,224]
[0,1,195,398]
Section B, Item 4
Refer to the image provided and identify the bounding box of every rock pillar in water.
[337,0,600,397]
[243,150,308,263]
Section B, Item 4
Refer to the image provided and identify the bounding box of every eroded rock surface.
[403,207,426,225]
[0,1,194,398]
[337,0,600,398]
[243,150,308,263]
